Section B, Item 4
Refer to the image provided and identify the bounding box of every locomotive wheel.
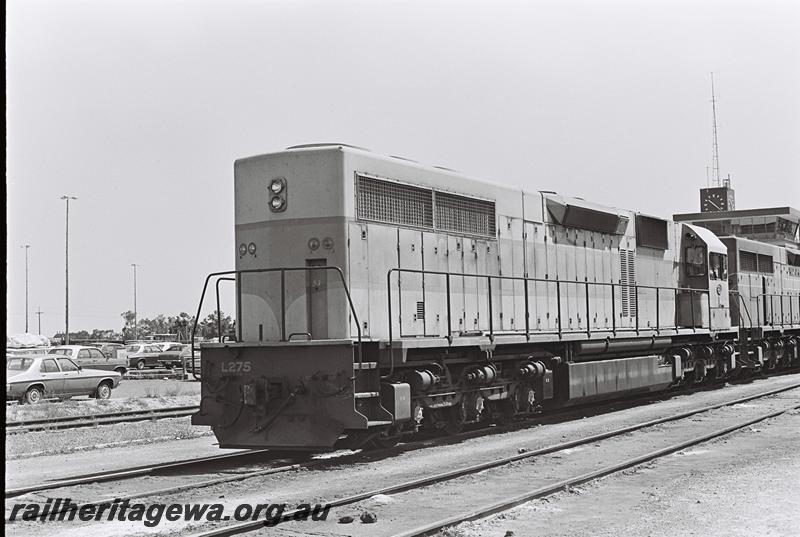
[443,403,466,435]
[511,384,535,414]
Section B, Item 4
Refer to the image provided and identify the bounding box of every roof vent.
[285,143,371,151]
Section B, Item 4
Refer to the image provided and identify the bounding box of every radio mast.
[710,72,726,188]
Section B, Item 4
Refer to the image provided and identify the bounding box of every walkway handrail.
[386,267,714,374]
[756,292,800,327]
[190,266,363,380]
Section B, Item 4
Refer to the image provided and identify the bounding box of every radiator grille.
[740,251,758,272]
[757,254,774,274]
[356,174,496,237]
[435,191,496,237]
[357,175,433,229]
[620,249,637,317]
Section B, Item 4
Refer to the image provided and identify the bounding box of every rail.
[386,267,713,370]
[190,266,363,380]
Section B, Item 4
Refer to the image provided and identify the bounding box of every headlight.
[248,242,257,255]
[238,243,247,256]
[270,196,285,210]
[308,237,320,250]
[270,177,285,194]
[322,237,334,250]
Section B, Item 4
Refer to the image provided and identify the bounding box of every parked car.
[179,345,202,374]
[124,343,165,369]
[95,342,125,359]
[7,347,51,357]
[7,355,122,403]
[155,342,186,368]
[48,345,127,375]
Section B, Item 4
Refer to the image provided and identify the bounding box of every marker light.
[238,243,247,256]
[270,196,285,210]
[270,177,286,194]
[308,238,320,251]
[322,237,334,250]
[248,242,257,255]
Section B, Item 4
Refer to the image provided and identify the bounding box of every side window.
[709,253,728,280]
[89,349,105,360]
[58,358,80,372]
[41,359,60,373]
[146,346,159,353]
[685,246,707,276]
[77,349,91,360]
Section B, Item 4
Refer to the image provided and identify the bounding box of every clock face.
[701,188,733,212]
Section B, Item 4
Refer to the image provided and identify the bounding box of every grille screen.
[740,251,758,272]
[357,175,433,229]
[757,254,774,274]
[620,249,637,317]
[435,191,496,237]
[356,174,496,237]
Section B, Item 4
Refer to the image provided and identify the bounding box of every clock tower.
[700,186,735,212]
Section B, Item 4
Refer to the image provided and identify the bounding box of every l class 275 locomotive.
[192,145,800,450]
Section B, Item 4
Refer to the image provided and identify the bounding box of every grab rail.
[190,266,363,380]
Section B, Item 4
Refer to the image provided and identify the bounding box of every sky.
[6,0,800,336]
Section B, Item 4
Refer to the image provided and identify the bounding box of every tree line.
[53,311,233,342]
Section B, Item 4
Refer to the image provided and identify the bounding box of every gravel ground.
[6,374,797,537]
[5,435,235,491]
[6,379,203,460]
[448,409,800,537]
[5,416,211,460]
[111,379,200,399]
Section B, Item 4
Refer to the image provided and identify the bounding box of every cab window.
[685,246,707,276]
[40,359,60,373]
[709,253,728,280]
[57,358,80,372]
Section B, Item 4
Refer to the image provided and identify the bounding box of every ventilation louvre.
[620,249,637,318]
[356,173,496,238]
[357,175,433,229]
[435,191,496,237]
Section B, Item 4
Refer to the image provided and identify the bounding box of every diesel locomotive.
[191,144,800,450]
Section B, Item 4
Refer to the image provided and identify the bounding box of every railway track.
[5,405,200,434]
[7,376,798,536]
[5,376,755,498]
[177,380,800,537]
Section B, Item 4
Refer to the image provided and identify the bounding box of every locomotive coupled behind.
[192,144,800,450]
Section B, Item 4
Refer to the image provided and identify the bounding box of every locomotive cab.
[679,224,731,331]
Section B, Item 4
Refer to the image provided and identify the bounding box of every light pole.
[131,263,139,340]
[36,308,43,335]
[21,244,30,332]
[61,195,77,344]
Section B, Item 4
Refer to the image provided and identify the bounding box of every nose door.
[306,259,328,339]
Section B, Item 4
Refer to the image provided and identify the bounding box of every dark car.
[156,342,186,368]
[124,343,164,369]
[7,355,122,403]
[96,342,126,359]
